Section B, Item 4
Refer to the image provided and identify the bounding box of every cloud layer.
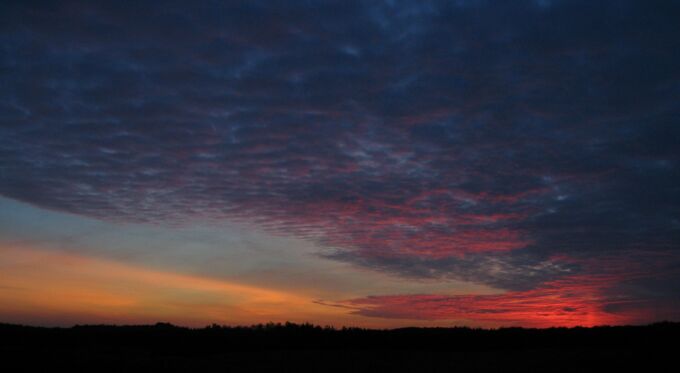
[1,0,679,324]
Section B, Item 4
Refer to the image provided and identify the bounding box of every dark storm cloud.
[1,0,679,307]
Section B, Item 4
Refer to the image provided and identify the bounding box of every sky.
[1,0,679,328]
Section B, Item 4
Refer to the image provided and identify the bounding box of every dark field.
[1,322,677,372]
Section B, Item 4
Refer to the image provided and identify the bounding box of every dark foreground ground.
[1,322,678,372]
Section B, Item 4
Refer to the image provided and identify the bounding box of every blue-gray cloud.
[1,0,679,313]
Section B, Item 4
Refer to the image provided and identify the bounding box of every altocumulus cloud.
[1,0,679,324]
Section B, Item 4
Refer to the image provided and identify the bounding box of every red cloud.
[332,273,644,328]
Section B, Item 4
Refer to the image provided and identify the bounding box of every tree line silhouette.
[1,321,677,371]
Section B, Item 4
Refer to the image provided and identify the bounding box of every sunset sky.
[1,0,679,328]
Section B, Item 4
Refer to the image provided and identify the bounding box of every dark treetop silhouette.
[1,322,678,372]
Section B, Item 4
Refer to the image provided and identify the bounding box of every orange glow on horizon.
[0,245,353,327]
[0,244,652,329]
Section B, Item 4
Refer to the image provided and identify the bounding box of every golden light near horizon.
[0,245,354,327]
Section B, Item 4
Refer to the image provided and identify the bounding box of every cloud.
[1,0,679,322]
[329,274,629,328]
[328,252,680,326]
